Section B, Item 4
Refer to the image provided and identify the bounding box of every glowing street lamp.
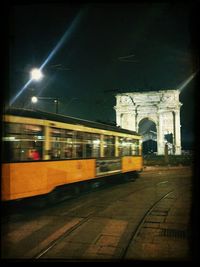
[31,96,59,114]
[31,96,38,103]
[54,99,59,114]
[30,68,43,81]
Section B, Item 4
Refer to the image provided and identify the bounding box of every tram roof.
[4,108,140,136]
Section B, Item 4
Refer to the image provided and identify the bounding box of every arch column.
[157,112,165,155]
[116,112,121,127]
[135,105,140,132]
[173,110,182,155]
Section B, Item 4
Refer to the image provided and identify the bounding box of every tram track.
[120,182,190,260]
[33,214,95,259]
[1,170,191,260]
[30,195,118,259]
[14,181,161,259]
[120,190,174,259]
[31,181,185,259]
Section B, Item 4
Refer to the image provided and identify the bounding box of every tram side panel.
[2,156,142,201]
[1,159,96,201]
[122,156,143,173]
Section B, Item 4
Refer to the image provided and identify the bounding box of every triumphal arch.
[114,90,182,155]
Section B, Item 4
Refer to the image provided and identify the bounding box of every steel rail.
[120,190,174,259]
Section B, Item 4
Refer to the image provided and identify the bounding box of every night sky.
[6,2,199,149]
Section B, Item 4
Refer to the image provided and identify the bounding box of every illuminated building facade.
[114,90,182,155]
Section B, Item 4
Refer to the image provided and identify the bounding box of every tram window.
[131,140,140,155]
[123,138,130,156]
[50,128,74,159]
[118,137,139,156]
[84,133,92,158]
[51,128,61,159]
[50,128,101,160]
[118,137,130,156]
[72,132,101,159]
[91,134,100,158]
[74,132,84,158]
[63,144,73,158]
[2,122,44,162]
[104,135,115,157]
[83,133,100,158]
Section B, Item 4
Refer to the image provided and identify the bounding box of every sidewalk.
[143,165,191,172]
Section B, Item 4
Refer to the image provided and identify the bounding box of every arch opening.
[138,118,157,155]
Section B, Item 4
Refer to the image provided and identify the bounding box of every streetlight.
[21,68,44,109]
[30,68,43,81]
[31,96,38,103]
[53,99,59,114]
[31,96,59,114]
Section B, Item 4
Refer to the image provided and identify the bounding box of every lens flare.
[40,8,85,70]
[178,70,199,93]
[10,79,32,106]
[10,7,87,106]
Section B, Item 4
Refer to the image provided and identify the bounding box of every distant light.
[31,96,38,103]
[30,68,43,81]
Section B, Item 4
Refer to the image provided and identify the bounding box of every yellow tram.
[1,108,143,201]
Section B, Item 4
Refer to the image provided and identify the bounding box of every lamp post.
[54,99,59,114]
[31,96,59,114]
[21,68,44,109]
[30,68,61,113]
